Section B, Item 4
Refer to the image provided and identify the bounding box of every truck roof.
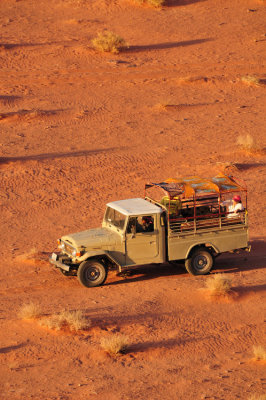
[107,198,162,216]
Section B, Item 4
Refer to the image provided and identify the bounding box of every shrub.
[156,101,173,110]
[253,345,266,361]
[92,31,127,54]
[146,0,164,7]
[134,0,164,7]
[16,248,38,261]
[237,134,257,151]
[39,310,90,331]
[241,75,261,87]
[248,395,266,400]
[205,274,232,296]
[18,302,42,319]
[216,161,238,175]
[39,315,62,331]
[100,334,129,356]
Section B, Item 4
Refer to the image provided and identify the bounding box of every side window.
[136,216,154,233]
[127,216,155,234]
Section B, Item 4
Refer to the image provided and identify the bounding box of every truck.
[49,174,250,288]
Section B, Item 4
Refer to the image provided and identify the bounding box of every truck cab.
[50,198,166,287]
[102,199,166,266]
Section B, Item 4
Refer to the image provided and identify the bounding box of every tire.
[77,259,107,288]
[185,248,213,275]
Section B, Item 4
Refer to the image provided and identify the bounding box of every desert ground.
[0,0,265,399]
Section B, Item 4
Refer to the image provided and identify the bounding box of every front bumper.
[49,253,71,272]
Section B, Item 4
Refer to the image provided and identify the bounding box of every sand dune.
[0,0,265,399]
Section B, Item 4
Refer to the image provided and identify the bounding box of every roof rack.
[145,174,247,199]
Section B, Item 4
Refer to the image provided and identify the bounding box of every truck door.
[125,215,159,265]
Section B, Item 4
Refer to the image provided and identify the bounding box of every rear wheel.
[185,249,213,275]
[77,259,107,288]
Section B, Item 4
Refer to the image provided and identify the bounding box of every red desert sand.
[0,0,265,399]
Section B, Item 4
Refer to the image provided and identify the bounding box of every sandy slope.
[0,0,265,399]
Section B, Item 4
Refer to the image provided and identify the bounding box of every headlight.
[60,242,65,250]
[72,249,77,257]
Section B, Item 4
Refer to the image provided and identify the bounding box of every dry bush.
[156,102,171,110]
[133,0,164,7]
[155,100,176,111]
[237,133,255,149]
[92,31,127,54]
[100,334,129,356]
[61,310,90,331]
[205,274,232,296]
[18,302,42,319]
[237,133,259,153]
[16,247,38,261]
[241,75,261,87]
[248,395,266,400]
[253,345,266,361]
[216,161,239,175]
[39,310,90,332]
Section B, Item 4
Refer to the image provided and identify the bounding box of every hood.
[61,227,121,249]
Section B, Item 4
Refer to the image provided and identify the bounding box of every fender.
[76,250,122,269]
[185,242,220,259]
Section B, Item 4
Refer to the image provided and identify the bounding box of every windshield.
[105,207,127,230]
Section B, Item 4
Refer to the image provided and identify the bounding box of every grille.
[62,241,75,256]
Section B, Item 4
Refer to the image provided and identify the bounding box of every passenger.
[141,216,154,232]
[222,195,244,218]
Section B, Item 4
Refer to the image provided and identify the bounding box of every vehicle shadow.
[107,239,265,286]
[126,38,211,53]
[107,263,185,286]
[0,147,122,164]
[214,239,266,274]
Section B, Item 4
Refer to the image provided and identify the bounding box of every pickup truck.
[49,174,250,288]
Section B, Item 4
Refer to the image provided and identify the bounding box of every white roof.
[107,198,162,216]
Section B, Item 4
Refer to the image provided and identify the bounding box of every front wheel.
[185,249,213,275]
[77,259,107,288]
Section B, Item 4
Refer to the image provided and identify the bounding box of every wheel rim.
[194,255,209,270]
[85,266,101,281]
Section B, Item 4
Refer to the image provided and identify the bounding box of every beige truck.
[49,174,250,288]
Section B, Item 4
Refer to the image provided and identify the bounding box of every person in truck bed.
[222,195,244,218]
